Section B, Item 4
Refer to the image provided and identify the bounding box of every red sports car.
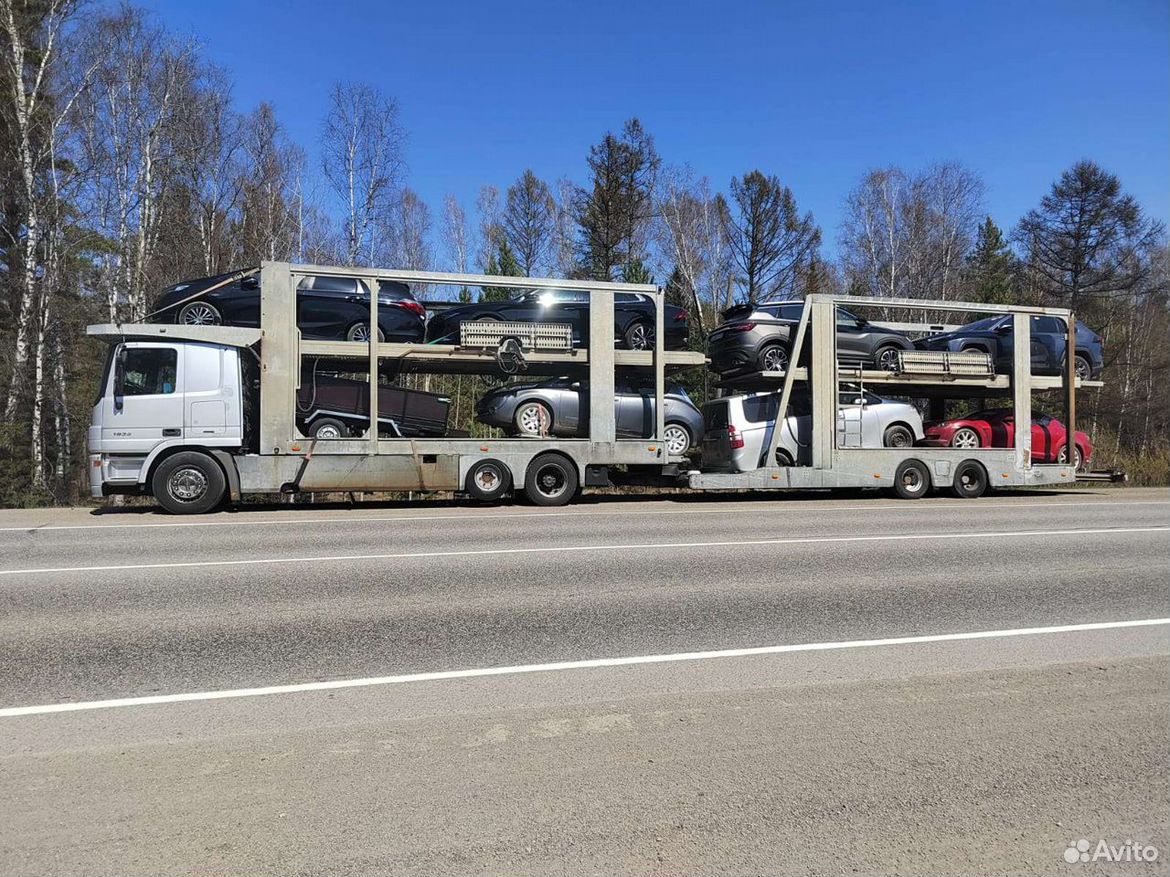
[923,408,1092,469]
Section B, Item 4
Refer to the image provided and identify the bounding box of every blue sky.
[143,0,1168,254]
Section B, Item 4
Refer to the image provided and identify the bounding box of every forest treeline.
[2,0,1167,504]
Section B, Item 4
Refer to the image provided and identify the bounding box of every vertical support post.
[259,261,297,455]
[654,288,665,445]
[367,274,379,455]
[810,297,836,469]
[770,295,812,467]
[589,290,616,446]
[1011,312,1032,470]
[1064,311,1076,468]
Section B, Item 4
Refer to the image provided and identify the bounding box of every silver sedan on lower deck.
[475,377,705,455]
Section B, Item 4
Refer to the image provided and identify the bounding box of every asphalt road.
[0,488,1167,875]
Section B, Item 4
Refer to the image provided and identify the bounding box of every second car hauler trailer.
[87,261,1111,514]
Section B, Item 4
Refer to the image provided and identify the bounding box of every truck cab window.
[121,348,177,396]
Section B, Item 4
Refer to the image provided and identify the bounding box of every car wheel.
[757,342,789,373]
[950,427,981,449]
[874,344,901,372]
[1057,444,1084,470]
[662,423,692,456]
[177,301,222,326]
[882,424,914,448]
[309,417,348,439]
[151,451,226,515]
[892,459,930,499]
[346,322,386,343]
[514,401,552,437]
[775,448,795,467]
[524,453,578,506]
[624,321,652,350]
[950,460,988,498]
[465,458,512,502]
[1074,354,1092,382]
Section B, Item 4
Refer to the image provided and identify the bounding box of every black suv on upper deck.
[706,300,915,376]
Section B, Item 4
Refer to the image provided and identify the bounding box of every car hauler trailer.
[87,262,1115,514]
[689,294,1114,497]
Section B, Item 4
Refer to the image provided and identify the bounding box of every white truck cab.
[89,341,244,503]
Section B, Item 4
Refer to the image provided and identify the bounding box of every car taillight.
[726,322,756,332]
[675,310,689,322]
[728,425,745,449]
[398,300,427,317]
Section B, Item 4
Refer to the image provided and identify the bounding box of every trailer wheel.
[152,451,226,515]
[892,459,930,500]
[465,459,512,503]
[950,460,988,499]
[524,453,578,507]
[309,417,349,439]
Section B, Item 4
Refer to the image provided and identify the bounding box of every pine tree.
[575,118,659,280]
[621,259,654,286]
[965,217,1017,304]
[479,240,524,301]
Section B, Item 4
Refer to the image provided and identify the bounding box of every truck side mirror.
[113,347,127,412]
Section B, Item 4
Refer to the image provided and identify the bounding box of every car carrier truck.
[86,261,1113,514]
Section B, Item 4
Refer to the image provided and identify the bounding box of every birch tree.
[321,81,404,266]
[1,0,81,419]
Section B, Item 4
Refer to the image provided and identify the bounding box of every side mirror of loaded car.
[995,323,1012,334]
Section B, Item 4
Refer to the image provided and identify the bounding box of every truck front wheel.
[152,451,227,515]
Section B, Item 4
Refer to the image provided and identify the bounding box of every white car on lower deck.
[701,387,925,472]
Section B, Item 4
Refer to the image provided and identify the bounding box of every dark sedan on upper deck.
[149,270,427,342]
[914,314,1103,380]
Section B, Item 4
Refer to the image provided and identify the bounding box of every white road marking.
[1,525,1165,577]
[0,498,1163,534]
[2,617,1165,718]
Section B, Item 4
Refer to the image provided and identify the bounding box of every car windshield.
[962,316,1007,331]
[970,408,1011,420]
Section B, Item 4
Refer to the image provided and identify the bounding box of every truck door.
[183,345,229,438]
[101,343,183,453]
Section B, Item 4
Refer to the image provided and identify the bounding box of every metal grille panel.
[459,321,573,350]
[897,350,994,376]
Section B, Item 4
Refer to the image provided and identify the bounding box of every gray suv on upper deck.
[706,301,915,376]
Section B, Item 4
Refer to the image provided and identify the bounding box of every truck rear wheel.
[465,459,512,502]
[524,453,578,507]
[152,451,226,515]
[950,460,988,498]
[892,459,930,500]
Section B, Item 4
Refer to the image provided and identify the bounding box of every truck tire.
[152,451,227,515]
[465,459,512,502]
[950,460,988,498]
[524,453,578,507]
[892,459,930,500]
